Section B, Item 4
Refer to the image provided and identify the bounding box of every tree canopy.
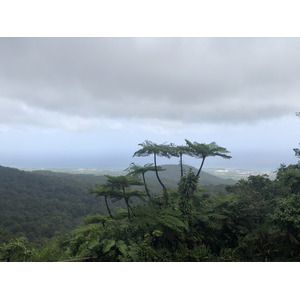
[133,140,178,200]
[185,139,232,177]
[125,163,165,197]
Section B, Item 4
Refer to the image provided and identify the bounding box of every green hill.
[0,164,234,244]
[0,166,123,244]
[155,164,234,184]
[142,164,235,194]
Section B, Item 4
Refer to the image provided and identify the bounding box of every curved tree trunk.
[127,199,136,217]
[154,153,168,200]
[196,157,206,177]
[104,195,113,219]
[154,153,166,190]
[142,172,151,198]
[125,198,131,218]
[122,187,131,218]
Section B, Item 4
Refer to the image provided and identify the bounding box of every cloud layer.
[1,38,299,129]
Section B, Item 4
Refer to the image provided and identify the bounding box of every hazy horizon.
[5,156,287,173]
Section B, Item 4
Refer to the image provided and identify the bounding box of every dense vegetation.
[1,137,299,262]
[0,167,128,244]
[0,164,231,244]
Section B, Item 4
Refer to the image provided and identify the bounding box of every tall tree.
[133,140,178,200]
[175,145,190,177]
[105,175,145,218]
[185,140,232,177]
[89,185,123,219]
[125,163,165,198]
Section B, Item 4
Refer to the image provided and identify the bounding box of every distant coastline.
[19,166,277,180]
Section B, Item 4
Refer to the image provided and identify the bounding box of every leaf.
[152,230,163,237]
[87,237,100,250]
[73,223,100,235]
[116,240,127,255]
[102,239,116,253]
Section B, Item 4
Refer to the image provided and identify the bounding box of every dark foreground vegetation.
[1,136,300,262]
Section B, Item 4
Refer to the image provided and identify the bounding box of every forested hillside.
[0,164,229,244]
[0,138,299,262]
[0,166,121,243]
[129,164,235,195]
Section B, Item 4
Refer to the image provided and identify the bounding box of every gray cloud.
[0,37,299,127]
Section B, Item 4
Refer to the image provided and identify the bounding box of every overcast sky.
[0,37,299,170]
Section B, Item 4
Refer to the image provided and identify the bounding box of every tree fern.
[133,140,178,200]
[156,209,189,233]
[73,223,101,236]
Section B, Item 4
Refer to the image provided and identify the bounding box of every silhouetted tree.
[175,145,191,177]
[133,140,178,200]
[105,175,145,218]
[185,140,232,177]
[125,163,165,198]
[89,185,123,218]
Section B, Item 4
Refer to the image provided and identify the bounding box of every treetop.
[133,140,179,158]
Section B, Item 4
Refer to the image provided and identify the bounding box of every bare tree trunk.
[154,153,166,190]
[196,157,206,177]
[179,152,183,177]
[142,172,151,198]
[154,153,168,200]
[122,187,131,218]
[127,200,136,217]
[104,195,113,219]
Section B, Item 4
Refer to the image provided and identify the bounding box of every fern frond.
[73,223,100,235]
[102,239,116,253]
[87,237,100,250]
[115,240,127,255]
[156,211,189,232]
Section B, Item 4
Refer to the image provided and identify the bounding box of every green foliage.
[89,184,124,218]
[185,140,232,160]
[133,140,178,159]
[0,225,15,245]
[133,140,179,200]
[178,170,198,216]
[272,195,300,236]
[3,139,300,262]
[0,237,34,262]
[178,170,199,199]
[0,165,124,244]
[33,234,72,262]
[275,163,300,195]
[125,163,165,176]
[105,174,144,189]
[184,140,232,177]
[125,163,166,197]
[102,174,146,218]
[4,162,300,261]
